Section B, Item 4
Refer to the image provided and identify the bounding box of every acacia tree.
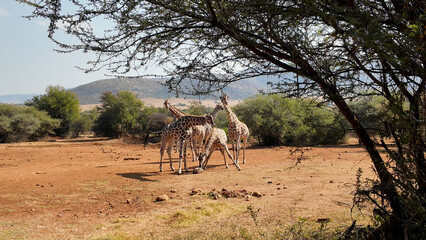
[93,91,144,138]
[26,85,80,137]
[233,94,346,146]
[22,0,424,237]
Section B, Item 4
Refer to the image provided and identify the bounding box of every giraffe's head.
[216,103,224,111]
[164,99,169,110]
[220,94,229,105]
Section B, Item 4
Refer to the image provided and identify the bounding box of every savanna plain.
[0,137,376,239]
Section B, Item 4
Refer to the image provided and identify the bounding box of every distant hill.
[0,76,278,105]
[71,77,275,104]
[0,94,37,104]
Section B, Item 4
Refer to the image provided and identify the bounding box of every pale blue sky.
[0,1,156,96]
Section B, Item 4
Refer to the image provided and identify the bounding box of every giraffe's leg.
[184,140,189,172]
[177,140,183,175]
[231,140,236,164]
[160,139,169,172]
[167,141,174,171]
[219,147,229,168]
[242,135,248,164]
[159,143,165,172]
[195,138,201,161]
[203,149,215,170]
[191,135,197,162]
[236,135,241,164]
[223,143,241,171]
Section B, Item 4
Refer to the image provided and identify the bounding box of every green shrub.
[71,110,98,137]
[93,91,144,138]
[0,104,60,142]
[184,101,206,116]
[26,86,80,137]
[233,94,345,146]
[135,106,171,133]
[215,111,229,129]
[348,95,393,139]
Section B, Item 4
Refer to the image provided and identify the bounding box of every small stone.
[252,192,262,198]
[170,189,177,193]
[155,194,169,202]
[126,199,132,204]
[190,189,200,196]
[208,190,220,200]
[329,180,334,183]
[267,181,273,184]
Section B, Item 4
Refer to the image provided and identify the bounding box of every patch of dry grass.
[92,199,372,240]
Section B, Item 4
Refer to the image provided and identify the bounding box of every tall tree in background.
[233,94,345,146]
[22,0,424,237]
[26,85,80,137]
[93,91,143,138]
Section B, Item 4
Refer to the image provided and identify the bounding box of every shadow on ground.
[117,172,159,182]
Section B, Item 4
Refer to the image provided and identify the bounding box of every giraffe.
[204,103,223,137]
[190,103,224,161]
[220,94,249,164]
[164,99,190,153]
[159,114,214,174]
[164,100,223,161]
[197,127,241,171]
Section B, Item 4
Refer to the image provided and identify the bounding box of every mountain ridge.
[70,77,272,104]
[0,76,277,105]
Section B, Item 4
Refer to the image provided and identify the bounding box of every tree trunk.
[314,77,404,220]
[410,100,426,197]
[211,12,405,229]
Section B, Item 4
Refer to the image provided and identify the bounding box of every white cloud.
[0,7,10,17]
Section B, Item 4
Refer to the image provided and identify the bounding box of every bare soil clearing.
[0,138,375,239]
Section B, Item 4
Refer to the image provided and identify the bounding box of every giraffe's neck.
[203,131,215,154]
[223,104,239,125]
[210,105,222,120]
[167,103,186,119]
[204,140,213,154]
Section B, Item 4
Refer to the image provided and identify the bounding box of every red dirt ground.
[0,138,376,239]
